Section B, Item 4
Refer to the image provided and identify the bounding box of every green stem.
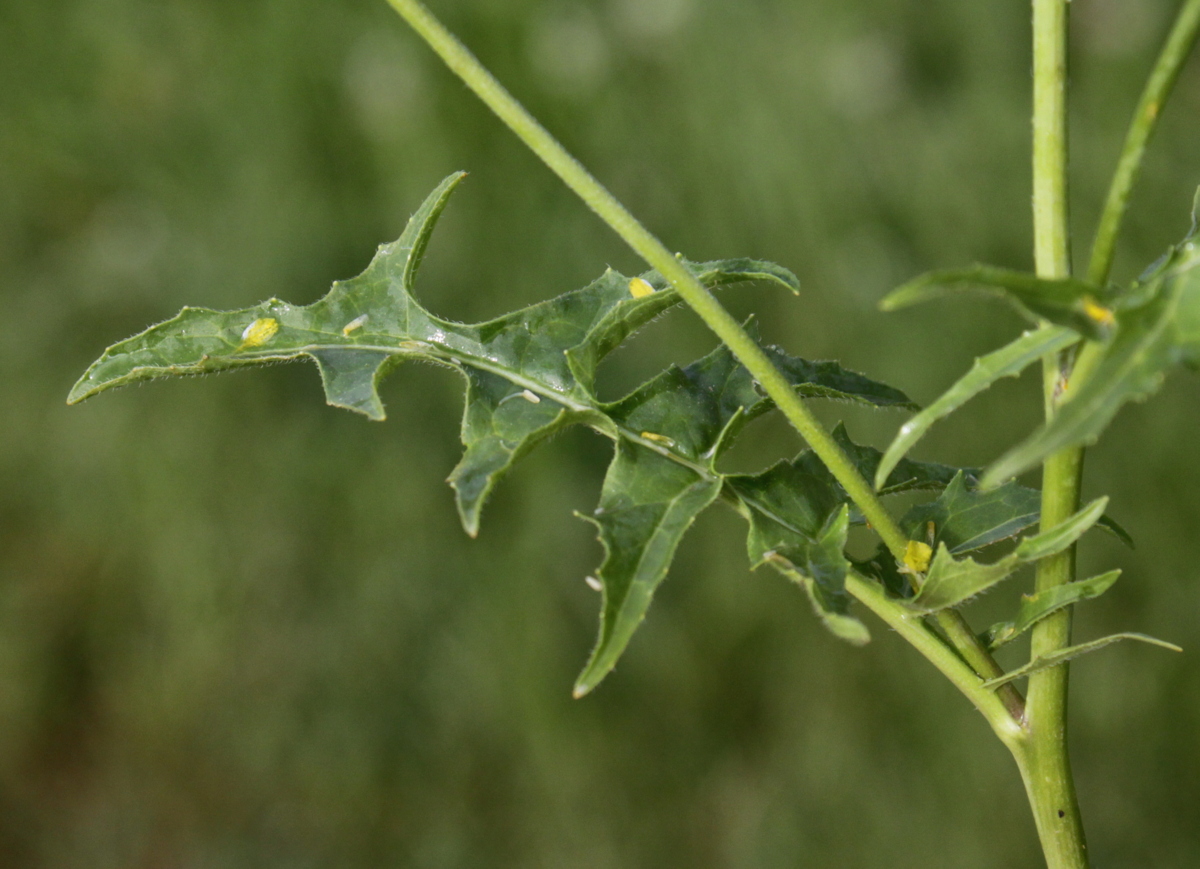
[1017,6,1200,864]
[1087,0,1200,287]
[1025,449,1088,869]
[384,0,1020,730]
[845,573,1024,748]
[1027,1,1090,867]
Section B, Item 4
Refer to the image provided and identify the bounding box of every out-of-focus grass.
[1,0,1198,865]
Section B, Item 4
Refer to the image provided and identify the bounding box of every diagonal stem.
[383,0,1021,722]
[1087,0,1200,287]
[1061,0,1200,469]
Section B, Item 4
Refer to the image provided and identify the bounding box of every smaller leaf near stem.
[905,497,1107,614]
[984,570,1121,650]
[882,266,1113,341]
[875,326,1077,490]
[1087,0,1200,287]
[982,633,1182,690]
[983,216,1200,488]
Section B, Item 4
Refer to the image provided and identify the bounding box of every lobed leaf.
[725,427,963,642]
[762,507,871,645]
[831,424,960,496]
[575,444,723,697]
[902,472,1040,555]
[572,331,910,693]
[729,452,863,641]
[882,265,1114,341]
[900,468,1130,554]
[981,632,1182,690]
[983,199,1200,488]
[72,173,924,696]
[906,497,1107,613]
[874,326,1078,490]
[983,570,1121,650]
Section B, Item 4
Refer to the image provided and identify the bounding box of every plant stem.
[384,0,1019,726]
[1020,6,1200,860]
[1087,0,1200,287]
[1027,1,1090,866]
[845,573,1024,748]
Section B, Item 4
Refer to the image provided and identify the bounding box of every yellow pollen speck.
[1082,296,1115,327]
[629,277,655,299]
[640,431,675,447]
[904,540,932,574]
[239,317,279,349]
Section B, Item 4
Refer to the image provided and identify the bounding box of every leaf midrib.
[237,338,723,480]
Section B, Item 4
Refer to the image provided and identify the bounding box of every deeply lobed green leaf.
[727,426,962,640]
[906,497,1108,613]
[71,173,929,695]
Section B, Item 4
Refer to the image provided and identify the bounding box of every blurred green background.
[3,0,1199,865]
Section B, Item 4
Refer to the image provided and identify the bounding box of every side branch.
[1088,0,1200,286]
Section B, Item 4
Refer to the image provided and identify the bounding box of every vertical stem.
[1032,0,1072,283]
[1027,1,1090,867]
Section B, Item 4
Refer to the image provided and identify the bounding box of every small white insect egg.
[520,389,541,404]
[585,576,603,592]
[342,314,369,336]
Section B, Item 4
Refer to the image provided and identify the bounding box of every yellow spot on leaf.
[629,277,655,299]
[1082,296,1115,327]
[904,540,932,574]
[239,317,279,349]
[640,431,675,448]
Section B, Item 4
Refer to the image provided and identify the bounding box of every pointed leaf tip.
[399,171,468,289]
[906,493,1108,613]
[882,266,1111,340]
[573,444,722,694]
[981,632,1182,689]
[984,569,1121,650]
[873,326,1077,490]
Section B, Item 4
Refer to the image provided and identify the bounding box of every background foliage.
[2,0,1199,865]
